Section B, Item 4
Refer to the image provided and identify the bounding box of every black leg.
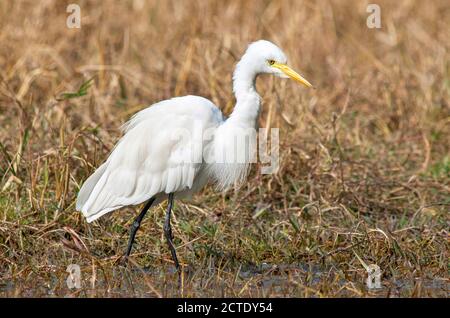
[124,196,156,259]
[164,193,179,270]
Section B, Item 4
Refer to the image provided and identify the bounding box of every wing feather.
[76,95,223,222]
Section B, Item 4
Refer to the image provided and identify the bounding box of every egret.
[76,40,312,270]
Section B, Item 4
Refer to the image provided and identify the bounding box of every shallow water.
[1,263,448,297]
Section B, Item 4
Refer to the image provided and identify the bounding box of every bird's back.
[76,95,223,222]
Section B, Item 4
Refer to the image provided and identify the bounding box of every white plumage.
[77,96,222,222]
[76,40,312,226]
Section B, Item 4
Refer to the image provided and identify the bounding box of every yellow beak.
[272,62,313,88]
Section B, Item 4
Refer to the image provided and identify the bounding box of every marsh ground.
[0,0,449,297]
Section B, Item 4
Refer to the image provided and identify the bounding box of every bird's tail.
[76,163,108,220]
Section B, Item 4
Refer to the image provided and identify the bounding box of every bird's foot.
[117,254,130,267]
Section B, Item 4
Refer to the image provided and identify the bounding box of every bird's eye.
[268,60,275,65]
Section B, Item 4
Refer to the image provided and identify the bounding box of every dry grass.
[0,0,449,297]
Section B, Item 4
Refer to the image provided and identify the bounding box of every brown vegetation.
[0,0,448,297]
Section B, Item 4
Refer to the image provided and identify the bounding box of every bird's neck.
[228,58,261,127]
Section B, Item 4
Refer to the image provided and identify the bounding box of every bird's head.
[241,40,313,88]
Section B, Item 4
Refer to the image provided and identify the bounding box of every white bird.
[76,40,312,269]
